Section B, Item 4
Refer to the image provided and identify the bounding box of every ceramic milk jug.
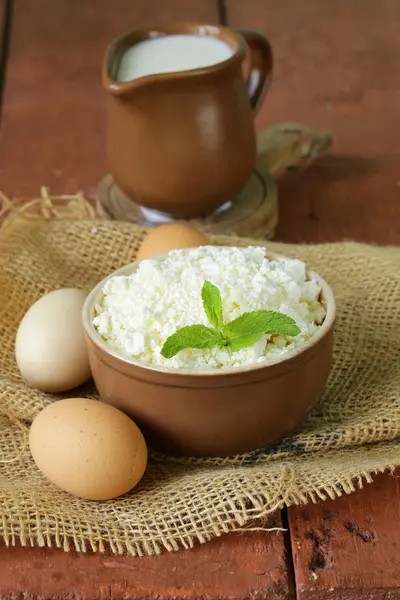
[102,23,273,219]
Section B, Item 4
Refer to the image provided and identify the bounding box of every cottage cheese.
[93,246,326,370]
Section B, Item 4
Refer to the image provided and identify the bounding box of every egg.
[136,222,209,261]
[29,398,148,500]
[16,288,92,393]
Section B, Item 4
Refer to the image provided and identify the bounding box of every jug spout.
[102,74,143,97]
[102,34,149,96]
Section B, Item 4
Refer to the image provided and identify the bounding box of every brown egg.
[136,222,209,261]
[29,398,148,500]
[16,288,92,393]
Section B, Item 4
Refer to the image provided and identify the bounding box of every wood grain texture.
[0,527,289,600]
[288,474,400,600]
[228,0,400,244]
[229,0,400,155]
[0,0,7,114]
[0,0,220,197]
[275,156,400,244]
[227,1,400,597]
[0,1,5,64]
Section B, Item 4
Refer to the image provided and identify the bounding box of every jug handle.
[237,28,273,115]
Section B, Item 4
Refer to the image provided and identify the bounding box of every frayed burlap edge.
[1,440,399,555]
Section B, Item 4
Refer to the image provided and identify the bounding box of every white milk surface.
[117,34,234,82]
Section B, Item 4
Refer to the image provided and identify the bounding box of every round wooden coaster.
[96,159,278,239]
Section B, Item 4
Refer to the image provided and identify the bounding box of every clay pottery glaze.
[83,250,336,458]
[102,23,273,219]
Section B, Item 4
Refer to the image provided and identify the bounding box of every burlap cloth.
[1,193,399,556]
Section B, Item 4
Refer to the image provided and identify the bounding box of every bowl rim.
[82,246,336,378]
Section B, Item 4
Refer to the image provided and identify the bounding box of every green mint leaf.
[161,324,220,358]
[222,310,300,352]
[201,280,223,330]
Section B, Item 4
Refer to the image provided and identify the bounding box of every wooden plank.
[0,527,289,600]
[228,0,400,245]
[0,0,7,117]
[0,1,5,65]
[228,0,400,155]
[288,474,400,600]
[227,1,400,597]
[0,2,290,599]
[275,157,400,245]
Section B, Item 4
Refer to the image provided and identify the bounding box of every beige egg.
[136,222,209,261]
[16,288,92,393]
[29,398,148,500]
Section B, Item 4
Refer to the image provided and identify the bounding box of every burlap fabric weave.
[1,195,399,556]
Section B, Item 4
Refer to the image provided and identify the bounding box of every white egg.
[16,288,92,392]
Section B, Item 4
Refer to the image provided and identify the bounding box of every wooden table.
[1,1,400,598]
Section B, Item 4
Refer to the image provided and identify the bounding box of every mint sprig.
[160,325,223,359]
[160,281,300,359]
[201,280,223,330]
[222,310,300,351]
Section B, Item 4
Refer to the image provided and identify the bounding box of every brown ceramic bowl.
[83,250,335,457]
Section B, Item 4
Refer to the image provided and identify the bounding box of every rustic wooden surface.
[227,1,400,596]
[0,525,289,600]
[227,2,400,597]
[229,0,400,245]
[1,1,400,599]
[289,474,400,600]
[0,0,7,115]
[0,2,5,63]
